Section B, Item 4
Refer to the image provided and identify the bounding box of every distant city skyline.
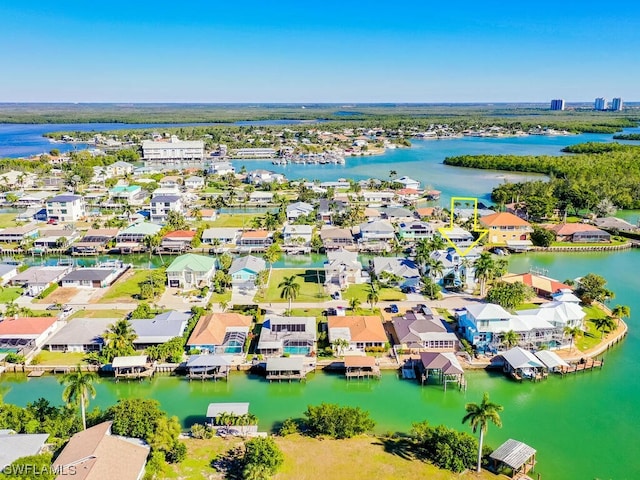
[1,1,639,103]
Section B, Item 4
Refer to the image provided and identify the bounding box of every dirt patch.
[38,287,79,304]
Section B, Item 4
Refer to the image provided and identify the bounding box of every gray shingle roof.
[490,439,536,470]
[229,255,266,275]
[0,432,49,469]
[46,318,113,347]
[61,268,113,282]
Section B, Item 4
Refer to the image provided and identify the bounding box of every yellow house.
[479,212,533,245]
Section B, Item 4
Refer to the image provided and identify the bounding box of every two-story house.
[150,194,182,223]
[479,212,533,246]
[46,194,85,222]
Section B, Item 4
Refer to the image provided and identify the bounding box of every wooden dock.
[560,358,603,376]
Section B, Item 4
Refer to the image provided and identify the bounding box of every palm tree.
[611,305,631,327]
[59,366,98,430]
[366,283,380,309]
[502,330,519,349]
[278,275,300,313]
[103,319,137,360]
[593,316,617,338]
[389,170,397,180]
[348,297,361,312]
[474,252,496,297]
[462,392,503,473]
[264,243,282,283]
[564,326,582,352]
[332,338,350,356]
[430,235,447,252]
[427,258,445,280]
[219,300,229,312]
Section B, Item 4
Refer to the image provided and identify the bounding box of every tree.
[304,403,375,439]
[474,252,495,296]
[421,276,441,300]
[102,319,137,362]
[593,316,616,338]
[531,225,555,247]
[332,338,350,356]
[564,326,582,352]
[0,454,56,480]
[410,421,478,473]
[107,398,164,440]
[501,330,519,349]
[166,211,188,230]
[59,366,98,430]
[427,258,445,280]
[348,297,361,312]
[264,243,282,282]
[219,252,233,272]
[486,281,533,310]
[366,283,379,309]
[243,437,284,480]
[462,392,503,473]
[611,304,631,327]
[278,275,300,313]
[576,273,613,305]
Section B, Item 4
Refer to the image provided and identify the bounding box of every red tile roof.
[480,212,531,227]
[548,223,603,235]
[164,230,196,239]
[0,317,57,336]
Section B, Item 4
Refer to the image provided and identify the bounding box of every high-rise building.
[611,98,623,111]
[595,97,607,111]
[550,99,565,111]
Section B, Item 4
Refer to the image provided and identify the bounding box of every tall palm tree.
[278,275,301,313]
[103,319,137,360]
[427,258,445,280]
[348,297,361,312]
[462,392,503,473]
[474,252,496,297]
[593,316,617,338]
[611,305,631,327]
[502,330,519,349]
[366,283,380,309]
[60,366,98,430]
[264,243,282,283]
[430,234,447,252]
[563,326,582,352]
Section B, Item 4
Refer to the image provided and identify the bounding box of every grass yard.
[288,307,326,323]
[163,435,498,480]
[0,213,18,228]
[255,269,329,303]
[551,238,627,247]
[436,307,456,323]
[515,302,541,311]
[575,305,610,351]
[99,270,152,303]
[68,309,129,320]
[211,291,232,303]
[33,351,87,366]
[209,213,257,228]
[0,286,22,303]
[343,283,406,303]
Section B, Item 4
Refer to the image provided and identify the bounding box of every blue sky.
[1,1,638,102]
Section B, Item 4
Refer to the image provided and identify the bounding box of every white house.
[209,162,235,175]
[184,176,205,190]
[359,220,395,243]
[150,194,183,223]
[324,249,363,289]
[286,202,314,221]
[46,194,85,222]
[246,169,285,185]
[396,176,420,190]
[142,137,205,163]
[166,254,216,289]
[282,224,313,246]
[249,191,274,204]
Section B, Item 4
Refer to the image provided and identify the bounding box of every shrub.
[410,421,478,473]
[243,437,284,479]
[278,418,299,436]
[5,353,26,364]
[303,403,375,439]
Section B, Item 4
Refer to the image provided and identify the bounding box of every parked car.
[331,291,342,300]
[47,218,58,225]
[389,304,399,314]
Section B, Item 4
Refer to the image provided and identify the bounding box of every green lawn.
[211,291,232,303]
[68,309,129,320]
[33,351,87,366]
[515,303,541,311]
[343,284,406,303]
[575,305,610,351]
[254,269,329,303]
[550,239,627,247]
[435,307,456,323]
[209,213,257,228]
[289,307,326,323]
[0,213,18,228]
[99,270,152,303]
[0,287,22,303]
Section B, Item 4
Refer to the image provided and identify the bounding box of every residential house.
[72,228,119,255]
[593,216,637,233]
[202,228,242,248]
[249,191,274,204]
[380,206,415,223]
[209,162,235,175]
[327,315,387,352]
[547,223,611,243]
[9,266,72,296]
[150,194,182,223]
[282,224,313,246]
[229,255,266,288]
[46,194,85,222]
[371,257,420,286]
[392,309,458,351]
[0,431,49,470]
[0,263,18,286]
[397,220,435,243]
[0,316,62,352]
[131,311,190,349]
[257,315,317,356]
[395,176,420,190]
[115,222,162,252]
[161,230,196,252]
[246,169,285,185]
[517,301,585,329]
[358,220,395,251]
[53,421,149,480]
[551,289,581,303]
[396,188,422,203]
[60,265,129,288]
[362,191,395,205]
[109,185,143,204]
[479,212,533,246]
[0,224,39,243]
[184,176,205,190]
[438,226,474,248]
[142,137,205,163]
[429,247,482,288]
[317,199,347,224]
[501,273,573,298]
[320,227,355,251]
[416,207,436,218]
[286,201,314,221]
[107,160,135,177]
[166,253,216,289]
[45,317,113,353]
[455,207,495,222]
[324,249,364,290]
[188,207,217,222]
[34,228,80,250]
[238,230,272,252]
[186,312,253,354]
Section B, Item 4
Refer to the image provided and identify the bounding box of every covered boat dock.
[186,354,232,381]
[344,356,381,380]
[489,438,537,478]
[419,352,466,391]
[265,357,314,382]
[495,347,547,382]
[112,355,154,381]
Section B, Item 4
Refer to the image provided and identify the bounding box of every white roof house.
[396,176,421,190]
[206,402,250,419]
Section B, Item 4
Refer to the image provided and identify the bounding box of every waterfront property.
[358,220,395,251]
[130,311,190,348]
[493,347,546,381]
[489,439,537,478]
[186,312,253,355]
[257,316,317,356]
[501,272,573,298]
[327,315,387,353]
[0,316,62,354]
[150,194,182,223]
[229,255,266,288]
[479,212,533,247]
[0,431,49,470]
[53,421,149,480]
[142,137,205,163]
[9,265,72,296]
[546,223,611,243]
[343,355,381,380]
[237,230,273,252]
[166,253,216,289]
[45,194,85,222]
[323,249,364,290]
[45,317,113,353]
[202,227,242,248]
[60,263,130,288]
[206,402,250,425]
[111,355,154,380]
[186,354,232,381]
[320,227,355,251]
[0,223,39,243]
[161,230,196,252]
[72,228,119,255]
[418,351,465,390]
[392,309,458,351]
[115,222,162,252]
